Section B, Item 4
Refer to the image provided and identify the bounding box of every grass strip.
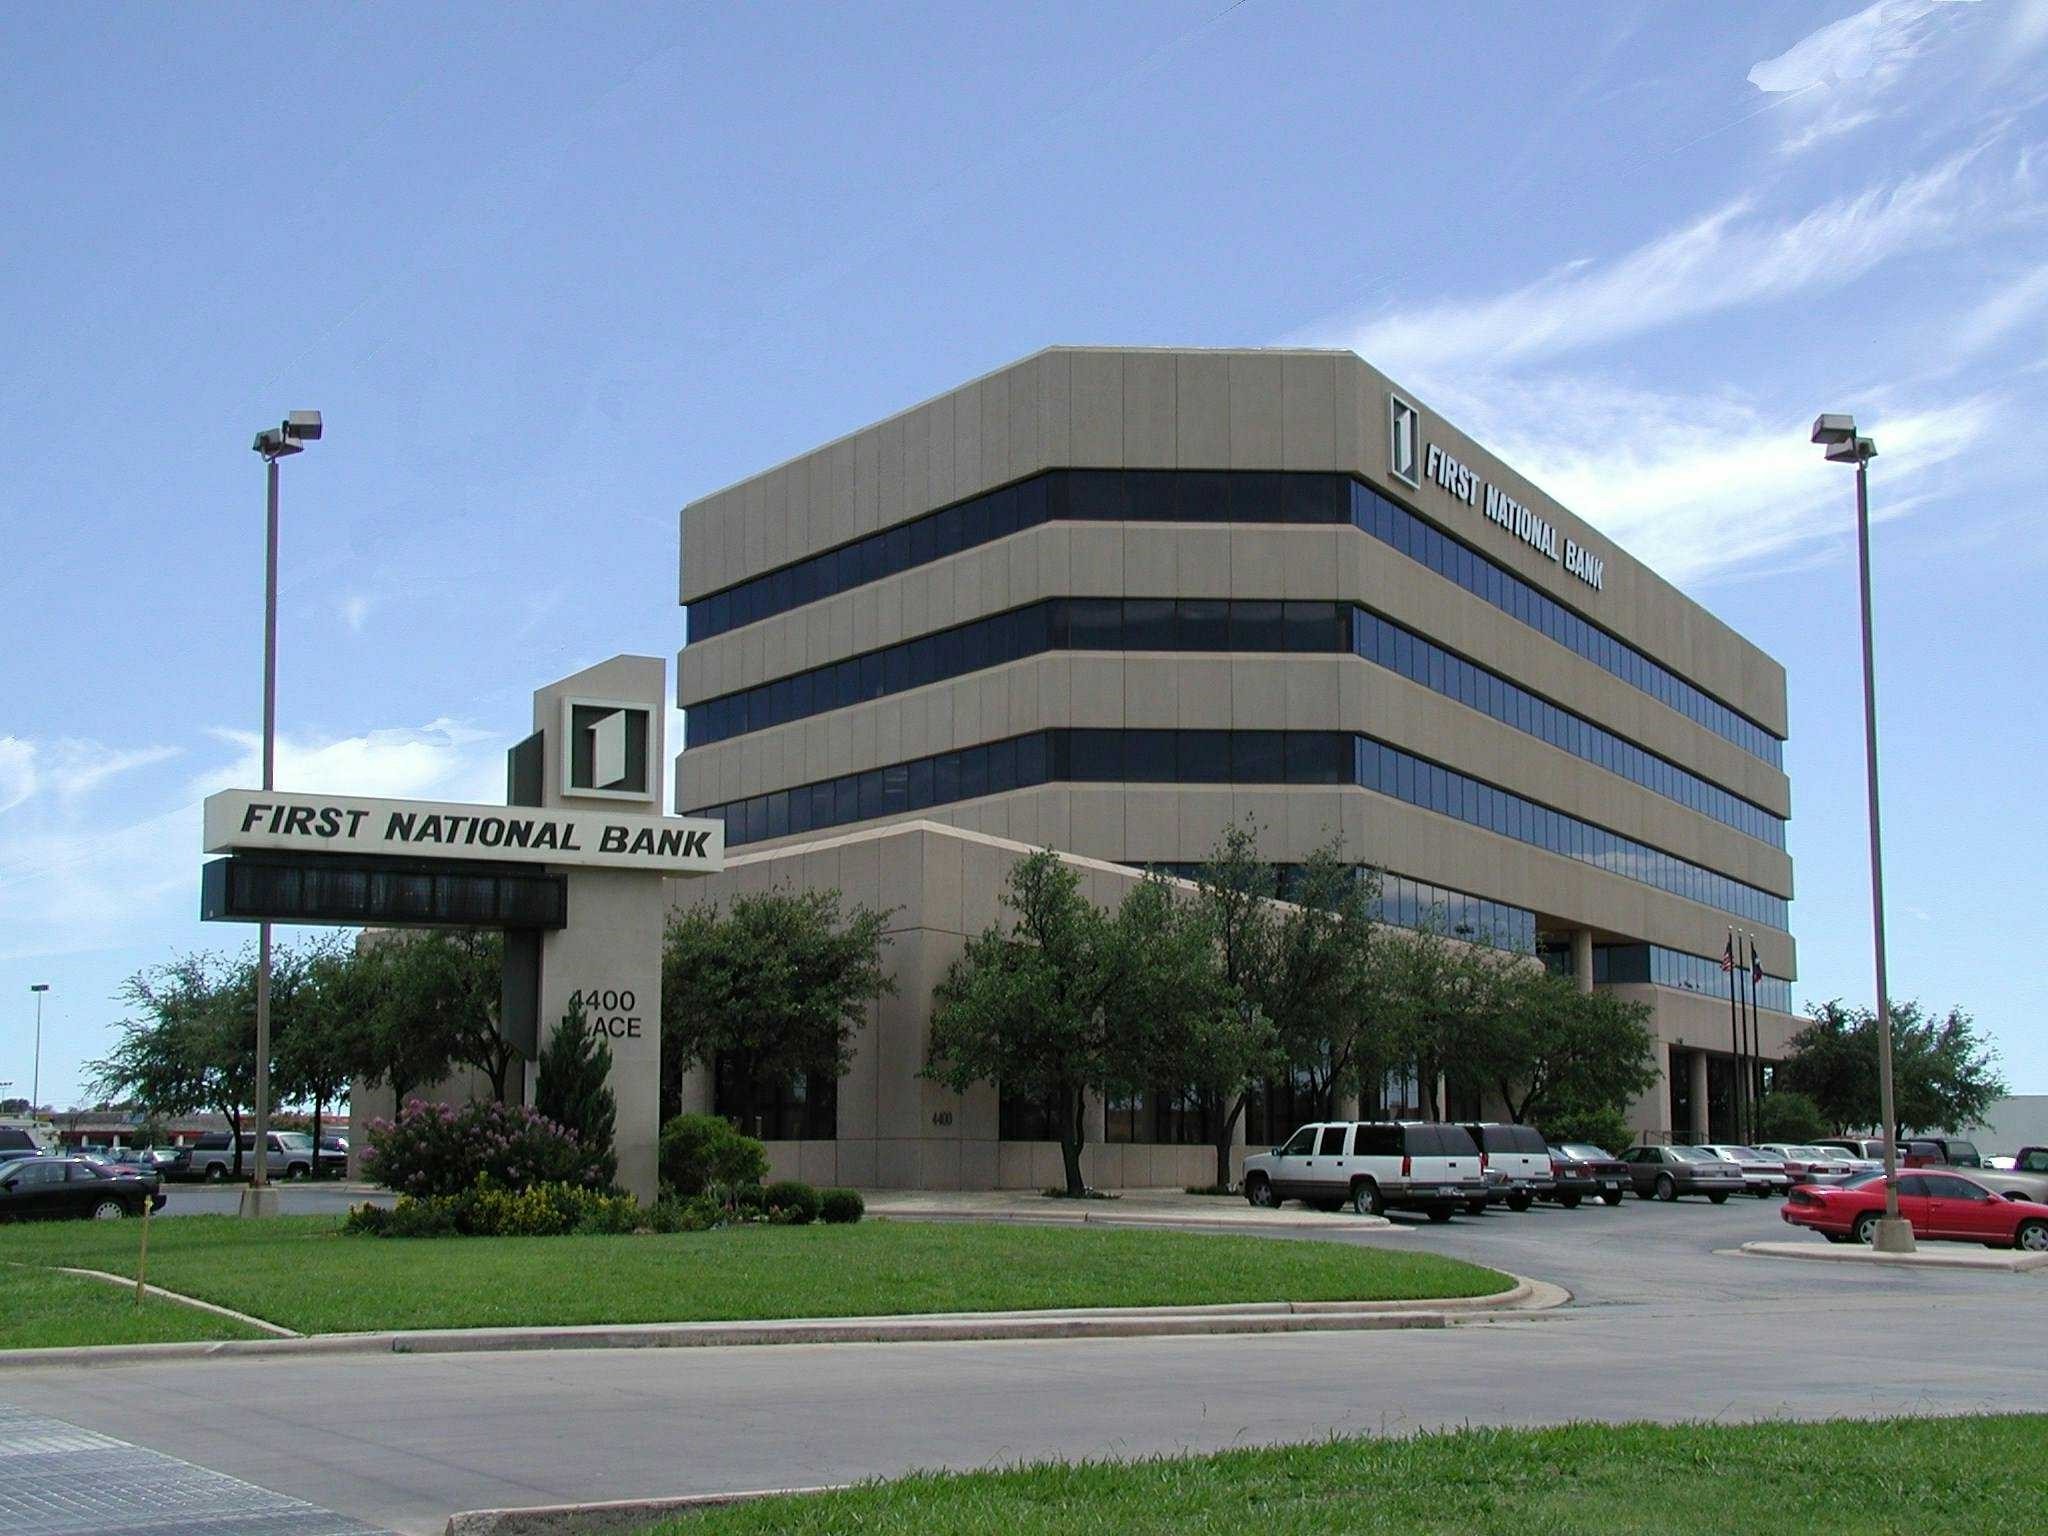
[0,1265,266,1350]
[640,1415,2048,1535]
[0,1216,1505,1337]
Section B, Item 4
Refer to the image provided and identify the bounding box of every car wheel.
[1708,1192,1730,1205]
[1507,1192,1533,1213]
[1425,1205,1453,1223]
[1558,1193,1582,1209]
[1753,1187,1771,1199]
[1350,1180,1385,1218]
[1853,1212,1882,1246]
[1465,1199,1489,1216]
[90,1199,126,1221]
[205,1164,225,1182]
[1244,1175,1277,1209]
[1602,1190,1624,1206]
[1655,1174,1677,1202]
[2015,1219,2048,1253]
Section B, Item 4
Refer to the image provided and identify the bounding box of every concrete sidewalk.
[865,1187,1402,1232]
[1739,1239,2048,1272]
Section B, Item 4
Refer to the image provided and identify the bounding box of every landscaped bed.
[636,1415,2048,1535]
[0,1216,1507,1345]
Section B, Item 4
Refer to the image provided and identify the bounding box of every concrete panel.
[1121,351,1176,466]
[1227,353,1285,468]
[1175,352,1232,468]
[1069,654,1126,726]
[1123,656,1179,728]
[1176,526,1231,595]
[979,368,1011,488]
[1066,524,1126,596]
[1068,350,1122,466]
[1229,526,1287,597]
[1281,353,1338,470]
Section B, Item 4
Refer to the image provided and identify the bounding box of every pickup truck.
[1962,1145,2048,1206]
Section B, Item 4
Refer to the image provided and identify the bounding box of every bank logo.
[562,697,654,801]
[1388,393,1419,487]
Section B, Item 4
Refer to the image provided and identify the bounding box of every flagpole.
[1739,934,1756,1144]
[1724,929,1740,1143]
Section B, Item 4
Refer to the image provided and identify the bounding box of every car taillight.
[1401,1154,1412,1177]
[1478,1151,1490,1171]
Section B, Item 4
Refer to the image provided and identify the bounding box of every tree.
[372,931,518,1101]
[1179,821,1283,1190]
[1489,970,1657,1133]
[1753,1088,1829,1144]
[275,934,376,1175]
[92,950,260,1174]
[1779,998,2007,1134]
[660,887,894,1124]
[924,852,1200,1196]
[535,1002,618,1187]
[1265,844,1389,1126]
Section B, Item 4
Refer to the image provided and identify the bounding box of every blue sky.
[3,1,2043,1108]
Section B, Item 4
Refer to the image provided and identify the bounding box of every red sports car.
[1782,1170,2048,1250]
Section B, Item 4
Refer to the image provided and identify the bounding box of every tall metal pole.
[30,986,47,1110]
[250,454,279,1200]
[1724,931,1740,1143]
[1854,452,1911,1252]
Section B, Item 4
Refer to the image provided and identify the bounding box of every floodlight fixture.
[1811,413,1857,446]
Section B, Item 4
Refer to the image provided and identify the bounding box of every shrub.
[364,1098,609,1198]
[819,1187,865,1224]
[534,1005,618,1188]
[645,1194,723,1234]
[723,1182,766,1216]
[341,1201,391,1235]
[762,1179,820,1225]
[343,1178,643,1238]
[659,1113,768,1197]
[1539,1105,1635,1155]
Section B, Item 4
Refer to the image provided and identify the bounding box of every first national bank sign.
[203,790,722,873]
[1389,394,1605,593]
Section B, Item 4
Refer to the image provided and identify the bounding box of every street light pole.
[1812,413,1913,1254]
[245,412,320,1219]
[28,985,48,1111]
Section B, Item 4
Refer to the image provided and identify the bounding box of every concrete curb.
[0,1276,1558,1370]
[1736,1240,2048,1272]
[51,1266,303,1337]
[869,1207,1407,1234]
[443,1484,851,1535]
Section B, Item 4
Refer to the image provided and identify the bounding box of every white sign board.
[204,790,724,874]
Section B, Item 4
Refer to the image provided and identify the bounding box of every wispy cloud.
[1748,0,1970,153]
[1322,144,2018,376]
[1947,263,2048,358]
[194,719,504,804]
[0,737,181,813]
[1414,374,2002,587]
[340,593,373,634]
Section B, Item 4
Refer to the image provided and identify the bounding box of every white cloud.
[0,718,505,965]
[340,594,373,633]
[1947,263,2048,358]
[1324,146,2011,376]
[1414,374,2002,587]
[1749,0,1976,153]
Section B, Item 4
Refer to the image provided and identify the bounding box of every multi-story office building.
[672,347,1796,1189]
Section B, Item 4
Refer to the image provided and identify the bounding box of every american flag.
[1721,933,1735,973]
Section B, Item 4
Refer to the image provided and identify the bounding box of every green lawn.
[0,1216,1505,1337]
[0,1266,265,1351]
[641,1416,2048,1535]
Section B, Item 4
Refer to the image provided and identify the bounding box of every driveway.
[5,1192,2043,1535]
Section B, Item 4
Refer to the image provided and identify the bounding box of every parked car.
[1243,1121,1488,1221]
[1782,1170,2048,1251]
[1619,1144,1744,1202]
[1544,1143,1630,1207]
[0,1126,47,1161]
[1902,1137,1983,1170]
[1807,1144,1883,1175]
[0,1156,166,1221]
[1695,1144,1793,1197]
[1813,1137,1892,1163]
[1756,1144,1854,1186]
[171,1131,317,1181]
[1457,1123,1554,1212]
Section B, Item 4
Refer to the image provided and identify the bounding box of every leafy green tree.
[92,950,260,1173]
[1489,970,1658,1131]
[1179,821,1283,1189]
[368,931,516,1101]
[1266,845,1390,1125]
[535,1002,618,1187]
[1753,1088,1829,1144]
[274,933,376,1174]
[1539,1103,1634,1153]
[660,887,894,1124]
[1779,998,2006,1134]
[923,852,1199,1196]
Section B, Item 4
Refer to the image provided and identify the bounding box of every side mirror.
[2,1178,17,1190]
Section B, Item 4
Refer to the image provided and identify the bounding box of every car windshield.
[275,1132,314,1150]
[1559,1144,1613,1160]
[1670,1147,1717,1162]
[1721,1146,1767,1160]
[1839,1170,1889,1188]
[1791,1146,1833,1160]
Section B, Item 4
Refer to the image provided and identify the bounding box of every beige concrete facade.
[673,347,1799,1177]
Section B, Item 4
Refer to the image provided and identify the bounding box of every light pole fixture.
[1811,411,1913,1254]
[28,985,48,1112]
[243,412,321,1217]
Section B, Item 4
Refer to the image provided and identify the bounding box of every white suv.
[1459,1122,1556,1213]
[1242,1121,1489,1221]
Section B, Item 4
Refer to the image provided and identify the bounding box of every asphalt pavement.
[8,1193,2045,1536]
[155,1183,386,1219]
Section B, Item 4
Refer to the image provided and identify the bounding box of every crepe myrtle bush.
[364,1098,611,1199]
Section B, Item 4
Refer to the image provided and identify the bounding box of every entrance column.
[1571,928,1594,996]
[1688,1050,1711,1142]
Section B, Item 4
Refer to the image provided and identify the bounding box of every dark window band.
[686,468,1784,768]
[684,595,1785,852]
[1551,940,1794,1015]
[687,728,1789,929]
